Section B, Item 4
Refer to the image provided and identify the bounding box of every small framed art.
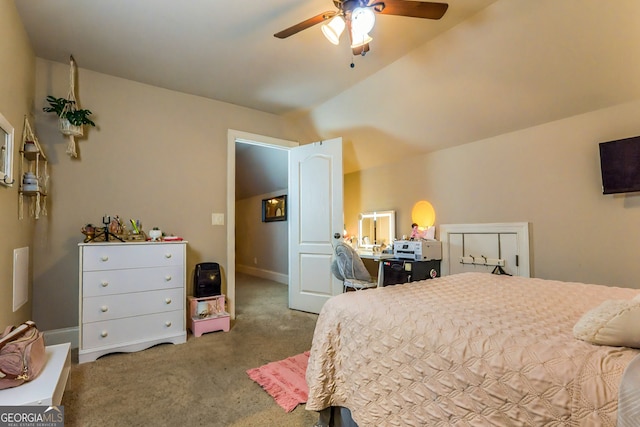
[262,195,287,222]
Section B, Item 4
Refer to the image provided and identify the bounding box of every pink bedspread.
[306,272,640,426]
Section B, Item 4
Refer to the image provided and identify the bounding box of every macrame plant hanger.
[61,55,81,158]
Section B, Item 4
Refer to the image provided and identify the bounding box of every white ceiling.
[14,0,497,198]
[235,143,288,200]
[14,0,496,115]
[14,0,640,196]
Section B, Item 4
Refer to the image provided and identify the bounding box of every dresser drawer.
[81,243,184,271]
[78,241,188,363]
[81,310,184,350]
[83,287,183,323]
[82,265,183,297]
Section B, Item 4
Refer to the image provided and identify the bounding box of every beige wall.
[31,59,295,331]
[10,0,640,336]
[0,0,36,329]
[345,99,640,289]
[235,190,288,277]
[288,0,640,175]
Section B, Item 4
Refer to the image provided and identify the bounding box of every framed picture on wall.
[262,195,287,222]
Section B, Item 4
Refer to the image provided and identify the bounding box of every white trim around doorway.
[226,130,298,319]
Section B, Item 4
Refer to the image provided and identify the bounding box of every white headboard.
[439,222,531,277]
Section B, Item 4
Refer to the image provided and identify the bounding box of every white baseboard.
[236,264,288,285]
[44,326,78,349]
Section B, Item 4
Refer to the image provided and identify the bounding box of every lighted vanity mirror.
[358,210,396,249]
[0,113,14,187]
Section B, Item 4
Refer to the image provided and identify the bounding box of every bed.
[305,272,640,426]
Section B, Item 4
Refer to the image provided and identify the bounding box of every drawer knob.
[101,281,109,287]
[165,275,172,282]
[165,298,172,304]
[165,321,172,327]
[164,253,172,259]
[100,255,109,262]
[100,331,108,338]
[101,305,109,312]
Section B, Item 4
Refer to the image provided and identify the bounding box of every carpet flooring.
[61,273,320,427]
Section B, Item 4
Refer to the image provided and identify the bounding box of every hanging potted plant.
[43,95,96,137]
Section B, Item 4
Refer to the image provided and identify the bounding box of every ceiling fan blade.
[274,11,337,39]
[376,1,448,20]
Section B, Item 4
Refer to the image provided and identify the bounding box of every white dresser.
[78,241,187,363]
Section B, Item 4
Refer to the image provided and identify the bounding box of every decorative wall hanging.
[43,55,96,158]
[19,116,48,219]
[262,195,287,222]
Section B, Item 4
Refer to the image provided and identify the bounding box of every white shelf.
[0,343,71,406]
[18,117,49,219]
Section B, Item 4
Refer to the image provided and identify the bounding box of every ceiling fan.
[274,0,449,56]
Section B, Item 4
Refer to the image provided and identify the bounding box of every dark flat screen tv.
[599,136,640,194]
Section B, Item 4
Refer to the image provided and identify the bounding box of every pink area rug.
[246,351,310,412]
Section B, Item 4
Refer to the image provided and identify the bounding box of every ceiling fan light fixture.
[350,32,373,49]
[321,15,346,45]
[351,7,376,35]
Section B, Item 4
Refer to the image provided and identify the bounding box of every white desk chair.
[331,242,377,292]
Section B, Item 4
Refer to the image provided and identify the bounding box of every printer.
[394,240,442,261]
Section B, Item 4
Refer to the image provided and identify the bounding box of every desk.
[357,252,394,287]
[380,258,441,286]
[357,252,394,261]
[0,343,71,406]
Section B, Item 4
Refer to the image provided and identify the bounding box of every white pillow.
[573,299,640,348]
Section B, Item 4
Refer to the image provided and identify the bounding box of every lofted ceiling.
[14,0,496,115]
[14,0,497,198]
[14,1,640,197]
[235,143,288,200]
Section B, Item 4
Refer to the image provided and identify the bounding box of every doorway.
[226,130,298,319]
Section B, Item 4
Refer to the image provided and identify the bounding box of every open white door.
[288,138,343,314]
